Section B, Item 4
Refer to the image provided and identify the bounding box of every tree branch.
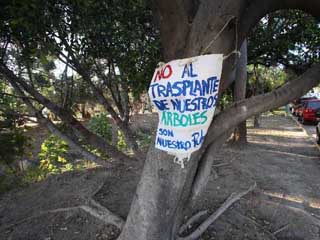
[189,63,320,203]
[178,210,208,235]
[206,63,320,148]
[0,92,36,101]
[58,38,140,155]
[5,73,112,167]
[1,203,124,233]
[178,183,256,240]
[0,63,134,163]
[190,131,231,203]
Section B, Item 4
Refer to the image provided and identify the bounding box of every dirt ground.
[0,114,319,240]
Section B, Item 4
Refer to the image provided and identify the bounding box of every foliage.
[218,88,233,110]
[88,113,112,143]
[0,0,160,157]
[248,10,320,73]
[23,134,100,183]
[0,80,30,193]
[0,129,28,167]
[117,130,127,151]
[38,135,71,177]
[247,65,288,95]
[88,113,130,151]
[136,131,152,149]
[0,0,160,103]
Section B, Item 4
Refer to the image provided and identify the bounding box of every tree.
[0,0,159,161]
[118,1,320,240]
[234,9,319,137]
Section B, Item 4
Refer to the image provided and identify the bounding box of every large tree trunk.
[118,1,320,240]
[119,64,320,240]
[233,40,248,144]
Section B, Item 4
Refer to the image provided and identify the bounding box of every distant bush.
[88,113,112,142]
[0,127,29,194]
[117,130,127,151]
[0,129,28,167]
[38,135,71,177]
[23,134,99,184]
[88,113,129,152]
[136,131,152,149]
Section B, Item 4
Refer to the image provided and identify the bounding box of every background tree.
[234,9,319,136]
[0,0,159,161]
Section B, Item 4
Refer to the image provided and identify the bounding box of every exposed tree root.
[90,180,108,198]
[178,210,208,235]
[212,162,231,168]
[84,199,125,229]
[1,203,124,233]
[273,224,290,235]
[178,183,256,240]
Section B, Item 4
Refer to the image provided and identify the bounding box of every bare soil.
[0,114,319,240]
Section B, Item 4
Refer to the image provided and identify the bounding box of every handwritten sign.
[148,54,223,168]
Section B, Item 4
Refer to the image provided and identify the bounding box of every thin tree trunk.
[233,40,248,144]
[253,115,260,128]
[252,64,262,128]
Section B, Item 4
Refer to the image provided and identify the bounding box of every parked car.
[316,122,320,144]
[291,97,317,116]
[298,99,320,124]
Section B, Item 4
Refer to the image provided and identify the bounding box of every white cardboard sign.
[148,54,223,167]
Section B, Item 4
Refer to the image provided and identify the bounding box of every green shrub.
[117,130,127,151]
[38,135,71,177]
[0,129,28,167]
[88,113,112,142]
[88,113,129,152]
[24,134,99,183]
[136,131,152,148]
[0,129,29,194]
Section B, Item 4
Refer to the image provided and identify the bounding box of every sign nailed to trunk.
[149,54,223,168]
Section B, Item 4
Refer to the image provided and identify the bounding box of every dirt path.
[0,114,319,240]
[195,114,320,240]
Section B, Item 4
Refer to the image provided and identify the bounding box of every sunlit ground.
[244,112,320,224]
[247,128,306,138]
[262,190,320,210]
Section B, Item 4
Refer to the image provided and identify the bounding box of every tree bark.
[233,40,248,144]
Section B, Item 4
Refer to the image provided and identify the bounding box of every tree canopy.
[248,9,320,74]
